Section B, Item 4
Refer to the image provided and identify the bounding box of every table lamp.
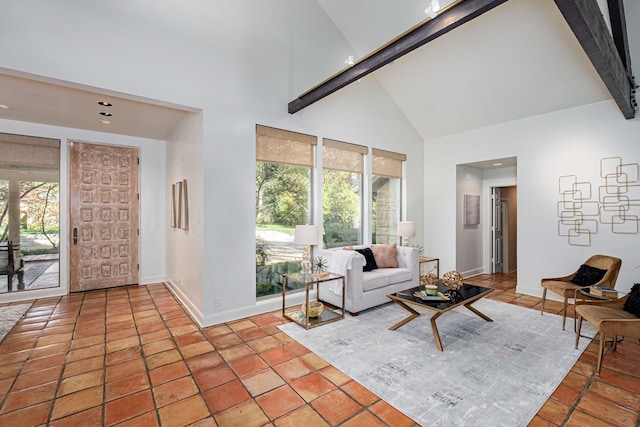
[396,221,415,246]
[294,224,319,274]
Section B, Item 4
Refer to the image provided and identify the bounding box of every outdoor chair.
[540,254,621,329]
[0,241,25,291]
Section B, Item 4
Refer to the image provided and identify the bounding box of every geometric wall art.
[557,157,639,246]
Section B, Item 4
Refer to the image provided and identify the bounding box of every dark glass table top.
[390,281,493,310]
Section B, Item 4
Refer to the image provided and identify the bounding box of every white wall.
[0,1,424,324]
[0,119,166,303]
[426,100,640,298]
[456,165,483,276]
[165,112,205,322]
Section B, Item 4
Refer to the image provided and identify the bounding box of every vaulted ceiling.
[0,0,636,142]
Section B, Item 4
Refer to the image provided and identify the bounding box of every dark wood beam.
[288,0,509,114]
[607,0,630,70]
[554,0,636,119]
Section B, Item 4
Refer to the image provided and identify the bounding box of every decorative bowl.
[301,301,324,318]
[442,270,464,290]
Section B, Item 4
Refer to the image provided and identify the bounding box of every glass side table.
[282,272,345,329]
[419,256,439,280]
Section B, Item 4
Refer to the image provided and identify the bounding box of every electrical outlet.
[215,298,221,307]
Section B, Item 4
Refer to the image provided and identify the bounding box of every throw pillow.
[371,244,398,268]
[570,264,607,287]
[343,246,354,251]
[623,283,640,317]
[355,248,378,272]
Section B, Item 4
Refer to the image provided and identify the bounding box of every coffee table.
[387,282,494,351]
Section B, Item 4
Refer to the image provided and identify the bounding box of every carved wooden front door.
[69,141,139,292]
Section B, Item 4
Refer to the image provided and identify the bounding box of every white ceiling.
[0,0,635,143]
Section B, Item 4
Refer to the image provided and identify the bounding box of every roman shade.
[256,124,317,167]
[0,133,60,170]
[323,138,367,174]
[372,148,406,178]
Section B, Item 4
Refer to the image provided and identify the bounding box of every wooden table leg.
[464,302,493,322]
[388,300,420,330]
[429,312,444,351]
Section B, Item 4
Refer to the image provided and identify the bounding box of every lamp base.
[402,236,409,247]
[300,245,312,275]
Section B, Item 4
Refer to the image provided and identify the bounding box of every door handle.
[73,227,78,245]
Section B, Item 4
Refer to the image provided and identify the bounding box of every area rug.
[0,304,31,343]
[279,299,595,427]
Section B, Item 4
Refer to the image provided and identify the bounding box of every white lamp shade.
[294,225,319,245]
[396,221,416,237]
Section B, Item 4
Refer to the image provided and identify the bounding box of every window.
[255,125,316,298]
[371,148,406,244]
[322,139,367,249]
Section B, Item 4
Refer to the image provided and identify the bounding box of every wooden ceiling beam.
[288,0,509,114]
[554,0,636,119]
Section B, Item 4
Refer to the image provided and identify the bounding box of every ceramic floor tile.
[368,400,416,427]
[0,381,57,414]
[142,338,175,356]
[341,410,388,427]
[310,389,362,425]
[247,335,281,353]
[145,349,182,370]
[272,405,330,427]
[272,357,313,383]
[565,410,617,427]
[259,346,296,366]
[242,368,286,397]
[152,376,199,407]
[213,400,269,427]
[104,389,155,426]
[589,380,640,411]
[0,401,52,426]
[290,372,336,402]
[203,379,252,413]
[341,380,380,406]
[255,385,304,420]
[174,331,205,347]
[186,351,225,373]
[156,394,211,427]
[57,369,104,397]
[229,354,269,378]
[105,371,149,401]
[11,364,63,391]
[536,395,571,424]
[50,386,104,421]
[218,343,256,364]
[209,333,243,350]
[149,360,190,386]
[111,410,159,427]
[576,392,637,426]
[105,359,146,383]
[179,340,215,359]
[48,406,103,427]
[193,364,237,391]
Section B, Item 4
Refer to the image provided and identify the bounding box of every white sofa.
[318,244,419,314]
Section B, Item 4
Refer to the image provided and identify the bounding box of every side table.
[419,256,439,280]
[282,272,345,329]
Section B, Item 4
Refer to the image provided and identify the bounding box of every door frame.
[68,140,141,292]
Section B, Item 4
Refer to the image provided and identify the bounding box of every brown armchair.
[540,255,622,330]
[575,294,640,375]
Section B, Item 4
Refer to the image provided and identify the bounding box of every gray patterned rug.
[0,304,32,343]
[279,299,594,427]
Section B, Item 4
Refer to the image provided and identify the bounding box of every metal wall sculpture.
[558,157,639,246]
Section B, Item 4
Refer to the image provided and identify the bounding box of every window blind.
[372,148,406,179]
[0,133,60,170]
[256,124,317,167]
[322,138,367,174]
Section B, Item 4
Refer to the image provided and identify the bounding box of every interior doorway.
[491,185,517,274]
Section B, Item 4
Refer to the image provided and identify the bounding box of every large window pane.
[255,162,311,298]
[323,170,362,248]
[372,176,401,244]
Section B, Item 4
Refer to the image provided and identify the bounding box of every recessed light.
[493,162,503,167]
[99,120,112,125]
[99,112,113,117]
[0,104,11,110]
[98,101,112,107]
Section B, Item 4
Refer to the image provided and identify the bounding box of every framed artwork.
[171,184,177,228]
[464,194,480,225]
[176,181,183,229]
[182,179,189,231]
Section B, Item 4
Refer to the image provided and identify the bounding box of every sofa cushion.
[362,268,412,291]
[355,248,378,272]
[371,244,398,268]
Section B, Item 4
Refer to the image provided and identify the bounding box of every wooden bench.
[0,241,24,291]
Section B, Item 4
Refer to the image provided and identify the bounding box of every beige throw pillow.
[371,244,398,268]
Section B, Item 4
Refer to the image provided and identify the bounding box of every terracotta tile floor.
[0,275,638,426]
